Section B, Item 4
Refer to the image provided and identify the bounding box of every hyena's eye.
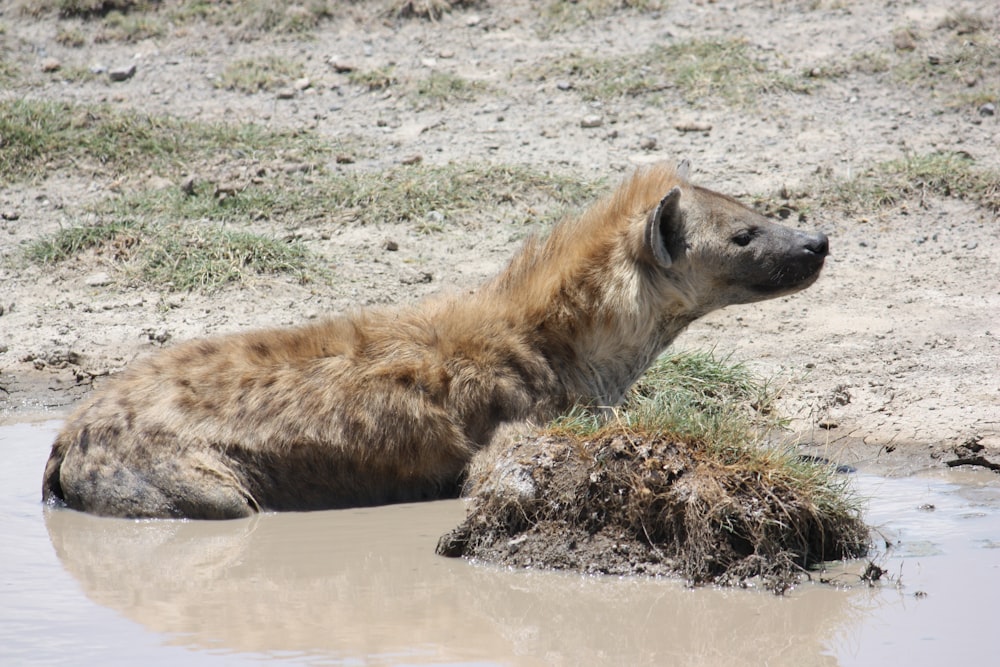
[732,230,754,247]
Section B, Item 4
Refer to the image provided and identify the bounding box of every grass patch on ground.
[17,0,339,39]
[0,99,326,183]
[215,56,305,93]
[538,0,664,31]
[26,217,311,291]
[316,163,601,230]
[439,352,869,592]
[386,0,481,20]
[413,71,488,104]
[819,152,1000,214]
[537,39,808,105]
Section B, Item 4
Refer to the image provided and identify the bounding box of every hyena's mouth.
[752,259,825,294]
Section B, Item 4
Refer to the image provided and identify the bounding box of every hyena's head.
[642,164,829,314]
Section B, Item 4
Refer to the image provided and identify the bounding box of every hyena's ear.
[645,186,682,269]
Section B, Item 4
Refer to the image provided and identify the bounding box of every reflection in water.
[5,421,1000,666]
[43,501,856,666]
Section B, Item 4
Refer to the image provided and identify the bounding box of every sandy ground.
[1,0,997,476]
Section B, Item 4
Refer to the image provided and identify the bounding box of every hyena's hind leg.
[45,429,259,520]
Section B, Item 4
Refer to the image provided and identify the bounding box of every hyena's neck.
[489,243,695,409]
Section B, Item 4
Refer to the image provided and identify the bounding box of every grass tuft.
[440,352,869,591]
[26,218,311,292]
[0,99,326,183]
[215,56,305,93]
[537,39,807,105]
[821,152,1000,214]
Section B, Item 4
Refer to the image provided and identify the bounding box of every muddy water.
[3,421,999,666]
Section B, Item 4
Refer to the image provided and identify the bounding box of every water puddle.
[2,421,999,666]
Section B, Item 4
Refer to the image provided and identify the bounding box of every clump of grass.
[0,99,326,183]
[93,9,163,42]
[439,353,869,592]
[320,163,601,230]
[413,71,487,104]
[387,0,480,20]
[348,65,397,91]
[890,13,999,110]
[539,0,663,31]
[55,26,87,47]
[26,218,310,291]
[821,152,1000,214]
[215,56,305,94]
[539,39,807,105]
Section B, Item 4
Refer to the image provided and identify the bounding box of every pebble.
[84,272,112,287]
[400,154,423,165]
[293,77,311,91]
[979,103,995,117]
[639,136,658,150]
[40,57,61,73]
[384,239,399,252]
[1,210,19,221]
[328,58,356,73]
[580,115,603,128]
[276,88,296,100]
[556,80,573,91]
[109,63,136,81]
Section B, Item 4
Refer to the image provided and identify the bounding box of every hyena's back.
[44,306,551,519]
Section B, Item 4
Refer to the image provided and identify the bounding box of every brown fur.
[42,162,829,519]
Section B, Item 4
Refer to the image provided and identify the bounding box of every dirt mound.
[438,431,869,593]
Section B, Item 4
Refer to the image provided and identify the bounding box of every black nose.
[805,232,829,257]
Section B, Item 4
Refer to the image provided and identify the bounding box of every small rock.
[40,57,61,73]
[438,50,455,59]
[466,15,482,27]
[85,272,112,287]
[818,418,839,430]
[400,154,423,165]
[335,154,356,164]
[109,63,137,82]
[979,102,995,117]
[580,115,603,129]
[89,64,107,75]
[421,58,437,68]
[293,77,311,91]
[384,239,399,252]
[401,271,433,285]
[892,29,917,52]
[639,136,658,151]
[1,210,19,221]
[556,80,574,91]
[328,58,355,73]
[674,120,712,133]
[927,55,941,66]
[276,87,296,100]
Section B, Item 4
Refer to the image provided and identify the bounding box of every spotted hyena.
[42,161,829,519]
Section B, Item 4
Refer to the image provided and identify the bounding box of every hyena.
[42,161,829,519]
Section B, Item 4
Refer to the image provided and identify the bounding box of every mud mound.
[438,432,869,593]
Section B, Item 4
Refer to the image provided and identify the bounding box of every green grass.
[215,56,305,93]
[538,39,808,105]
[413,71,487,104]
[316,163,601,230]
[0,99,326,183]
[820,152,1000,214]
[26,217,311,291]
[551,351,785,444]
[18,0,338,36]
[348,65,398,91]
[538,0,663,33]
